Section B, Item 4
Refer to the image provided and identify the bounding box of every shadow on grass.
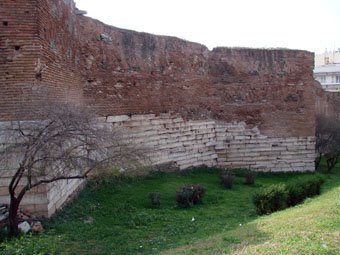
[160,222,270,255]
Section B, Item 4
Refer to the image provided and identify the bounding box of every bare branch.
[0,98,148,236]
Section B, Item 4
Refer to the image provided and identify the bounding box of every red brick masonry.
[1,0,316,138]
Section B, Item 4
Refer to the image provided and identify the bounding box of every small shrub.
[244,170,256,185]
[252,184,288,215]
[253,175,326,215]
[148,192,161,208]
[286,175,325,207]
[285,184,305,207]
[176,184,206,208]
[221,172,234,189]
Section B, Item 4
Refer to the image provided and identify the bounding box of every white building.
[314,50,340,91]
[315,50,340,67]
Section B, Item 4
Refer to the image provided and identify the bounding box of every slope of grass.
[161,172,340,255]
[0,167,339,255]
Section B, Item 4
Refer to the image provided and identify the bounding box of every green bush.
[221,173,235,189]
[244,170,256,185]
[286,175,324,207]
[253,175,325,215]
[176,184,206,208]
[252,184,288,215]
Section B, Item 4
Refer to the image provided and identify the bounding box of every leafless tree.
[315,114,340,171]
[0,101,145,236]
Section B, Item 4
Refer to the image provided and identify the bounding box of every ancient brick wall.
[0,0,84,121]
[35,0,84,105]
[0,0,318,216]
[0,0,41,120]
[1,0,316,137]
[78,17,316,138]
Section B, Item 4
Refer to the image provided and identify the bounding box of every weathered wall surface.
[315,82,340,117]
[79,18,316,138]
[0,176,83,217]
[103,114,315,172]
[1,0,316,138]
[0,0,41,119]
[35,0,84,105]
[0,0,318,216]
[0,0,84,120]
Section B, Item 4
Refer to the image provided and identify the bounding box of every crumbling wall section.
[77,17,316,139]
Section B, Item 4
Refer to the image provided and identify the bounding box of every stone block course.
[93,114,315,174]
[106,115,130,122]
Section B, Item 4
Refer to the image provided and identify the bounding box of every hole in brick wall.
[35,73,42,81]
[14,46,21,51]
[3,21,8,26]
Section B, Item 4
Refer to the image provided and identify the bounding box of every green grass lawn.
[0,166,339,255]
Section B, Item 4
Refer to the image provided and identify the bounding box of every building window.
[336,76,340,83]
[320,76,326,83]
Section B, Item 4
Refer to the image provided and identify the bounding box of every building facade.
[314,64,340,91]
[314,50,340,91]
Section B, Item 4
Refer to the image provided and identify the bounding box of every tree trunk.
[326,156,337,172]
[8,197,20,237]
[315,154,322,170]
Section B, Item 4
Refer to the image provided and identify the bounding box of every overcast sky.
[74,0,340,53]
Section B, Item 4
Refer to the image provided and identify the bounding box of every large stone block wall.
[103,114,315,172]
[0,120,84,216]
[107,113,218,170]
[0,177,83,217]
[215,124,315,171]
[46,179,84,217]
[0,113,315,216]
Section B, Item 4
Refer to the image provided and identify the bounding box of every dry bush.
[315,114,340,171]
[0,100,146,236]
